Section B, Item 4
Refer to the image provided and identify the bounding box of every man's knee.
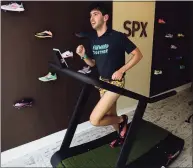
[89,115,100,126]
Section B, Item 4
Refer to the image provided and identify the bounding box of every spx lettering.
[123,21,148,37]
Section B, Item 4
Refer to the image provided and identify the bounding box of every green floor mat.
[58,122,169,168]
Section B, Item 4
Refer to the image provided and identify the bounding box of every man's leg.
[89,91,123,127]
[99,90,119,132]
[90,91,128,148]
[105,102,119,132]
[103,97,128,138]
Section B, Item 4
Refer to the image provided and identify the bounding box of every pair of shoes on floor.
[1,2,24,12]
[109,115,128,148]
[38,72,57,82]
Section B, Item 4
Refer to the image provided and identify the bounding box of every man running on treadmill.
[76,2,143,148]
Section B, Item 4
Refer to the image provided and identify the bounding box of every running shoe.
[38,72,57,82]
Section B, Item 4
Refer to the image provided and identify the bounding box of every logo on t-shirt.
[93,44,109,55]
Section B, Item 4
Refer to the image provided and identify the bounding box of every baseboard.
[150,82,191,98]
[1,82,191,165]
[175,83,191,93]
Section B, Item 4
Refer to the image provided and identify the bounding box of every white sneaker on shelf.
[171,45,177,49]
[154,70,162,75]
[61,51,73,58]
[1,2,24,12]
[78,66,91,74]
[165,34,173,38]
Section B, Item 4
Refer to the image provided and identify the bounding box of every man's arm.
[76,44,95,67]
[119,48,143,74]
[83,56,96,67]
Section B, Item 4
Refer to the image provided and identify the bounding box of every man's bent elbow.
[90,60,96,67]
[139,53,143,60]
[136,49,143,61]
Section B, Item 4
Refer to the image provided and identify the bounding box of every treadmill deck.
[58,121,170,168]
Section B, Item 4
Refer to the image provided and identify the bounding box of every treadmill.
[49,55,184,168]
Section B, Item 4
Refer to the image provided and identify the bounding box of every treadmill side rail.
[51,84,92,167]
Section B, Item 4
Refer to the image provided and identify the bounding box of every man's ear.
[104,14,109,22]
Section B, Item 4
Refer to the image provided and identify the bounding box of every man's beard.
[93,21,104,30]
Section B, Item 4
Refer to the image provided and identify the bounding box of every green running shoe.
[38,72,57,82]
[180,65,185,69]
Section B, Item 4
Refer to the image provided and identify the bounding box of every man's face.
[90,9,105,30]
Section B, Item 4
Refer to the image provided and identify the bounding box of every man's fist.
[112,70,124,81]
[76,45,85,57]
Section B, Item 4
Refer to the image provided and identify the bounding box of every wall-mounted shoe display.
[165,34,173,38]
[158,19,166,24]
[1,2,24,12]
[61,51,73,59]
[154,70,163,75]
[171,45,177,49]
[13,98,34,109]
[177,33,185,38]
[35,30,53,38]
[38,72,57,82]
[78,66,91,74]
[176,56,182,60]
[179,65,185,69]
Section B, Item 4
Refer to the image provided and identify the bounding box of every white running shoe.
[60,51,73,64]
[165,34,173,38]
[1,2,24,12]
[171,45,177,49]
[154,70,162,75]
[61,51,73,58]
[78,66,91,74]
[35,30,53,38]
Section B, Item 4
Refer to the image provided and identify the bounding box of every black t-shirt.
[87,29,136,79]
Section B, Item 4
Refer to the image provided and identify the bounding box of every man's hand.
[113,48,143,80]
[76,44,96,67]
[112,70,124,81]
[76,45,85,57]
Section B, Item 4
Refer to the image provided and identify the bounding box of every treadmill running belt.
[58,121,169,168]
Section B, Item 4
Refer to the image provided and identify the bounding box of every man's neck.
[96,25,108,37]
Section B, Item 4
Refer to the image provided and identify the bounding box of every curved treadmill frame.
[49,63,182,168]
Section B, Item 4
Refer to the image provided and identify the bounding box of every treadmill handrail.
[50,63,148,101]
[50,63,176,103]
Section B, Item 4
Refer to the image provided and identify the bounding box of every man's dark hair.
[89,2,109,16]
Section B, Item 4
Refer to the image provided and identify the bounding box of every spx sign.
[123,20,148,37]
